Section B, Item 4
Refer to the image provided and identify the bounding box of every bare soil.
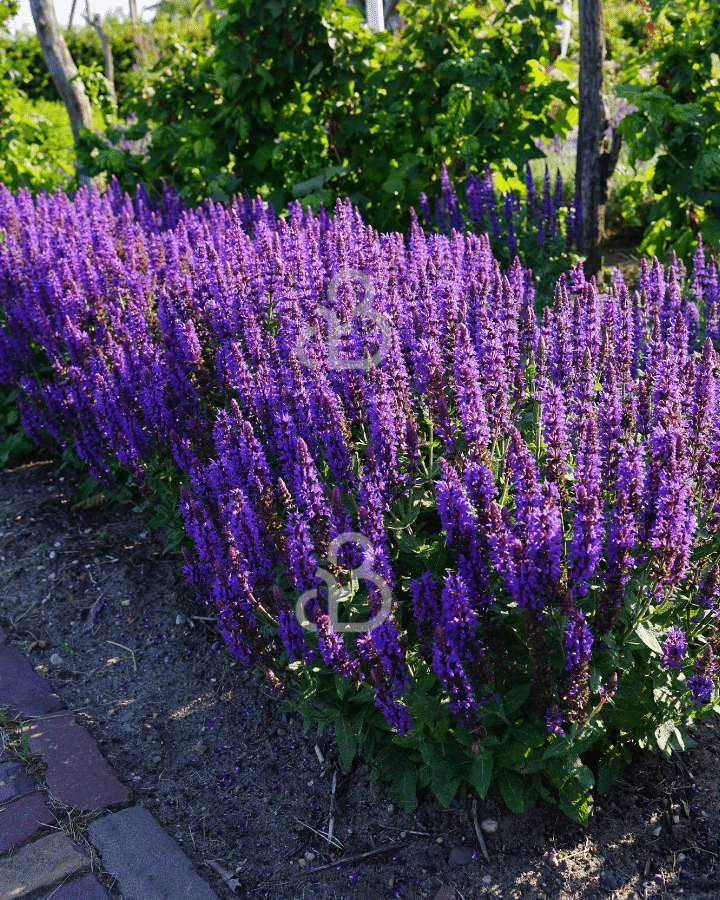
[2,452,720,900]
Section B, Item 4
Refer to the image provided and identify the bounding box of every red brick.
[0,759,34,802]
[0,791,56,853]
[0,644,65,717]
[0,829,88,896]
[29,713,131,811]
[89,806,219,899]
[37,872,112,900]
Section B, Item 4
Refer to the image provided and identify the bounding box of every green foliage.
[79,0,577,230]
[0,386,35,468]
[0,2,109,193]
[616,0,720,262]
[2,16,212,113]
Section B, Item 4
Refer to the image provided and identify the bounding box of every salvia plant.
[418,162,581,306]
[1,179,720,824]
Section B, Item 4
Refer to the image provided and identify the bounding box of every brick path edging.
[0,627,221,899]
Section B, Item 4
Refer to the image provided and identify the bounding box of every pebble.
[192,745,207,756]
[49,653,65,667]
[152,755,162,764]
[387,804,395,813]
[482,875,492,885]
[599,870,618,890]
[481,818,498,833]
[276,727,287,737]
[298,859,307,868]
[436,836,444,844]
[449,846,473,866]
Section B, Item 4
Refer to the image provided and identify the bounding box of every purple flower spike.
[661,627,686,670]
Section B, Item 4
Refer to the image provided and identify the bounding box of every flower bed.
[1,178,720,822]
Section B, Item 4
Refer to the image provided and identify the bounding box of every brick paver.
[37,872,113,900]
[0,829,88,897]
[0,644,65,717]
[0,759,34,802]
[89,805,220,900]
[0,791,56,853]
[28,712,132,810]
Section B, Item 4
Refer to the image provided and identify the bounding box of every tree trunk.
[87,12,117,111]
[29,0,93,145]
[557,0,572,59]
[366,0,384,32]
[129,0,138,27]
[576,0,621,279]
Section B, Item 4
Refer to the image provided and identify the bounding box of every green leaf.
[371,745,407,781]
[502,684,532,717]
[654,720,675,753]
[597,752,625,795]
[471,753,494,799]
[511,721,547,749]
[559,775,593,824]
[630,623,663,655]
[498,770,534,813]
[335,717,360,772]
[432,775,460,808]
[391,768,419,813]
[495,739,530,770]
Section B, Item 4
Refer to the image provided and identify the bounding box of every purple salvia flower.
[410,572,441,654]
[545,702,564,736]
[598,443,644,632]
[698,562,720,610]
[431,625,480,728]
[541,382,569,504]
[688,674,714,705]
[660,627,686,670]
[440,571,478,662]
[357,620,412,735]
[453,323,491,457]
[562,608,593,723]
[568,416,604,596]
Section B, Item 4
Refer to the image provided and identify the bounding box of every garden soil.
[2,451,720,900]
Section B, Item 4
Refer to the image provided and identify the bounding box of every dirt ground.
[2,449,720,900]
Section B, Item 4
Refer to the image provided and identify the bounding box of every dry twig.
[300,841,408,875]
[327,769,337,846]
[105,640,137,673]
[471,799,490,863]
[293,818,343,849]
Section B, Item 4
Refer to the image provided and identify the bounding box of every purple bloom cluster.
[425,161,580,268]
[661,627,687,670]
[1,180,719,733]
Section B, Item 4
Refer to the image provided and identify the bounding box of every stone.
[434,888,456,900]
[28,712,132,810]
[0,791,56,853]
[37,872,113,900]
[0,759,34,802]
[599,870,619,891]
[481,818,499,833]
[448,845,473,866]
[0,644,65,717]
[88,805,220,900]
[0,829,88,897]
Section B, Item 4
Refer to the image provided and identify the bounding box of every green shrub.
[78,0,577,232]
[616,0,720,262]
